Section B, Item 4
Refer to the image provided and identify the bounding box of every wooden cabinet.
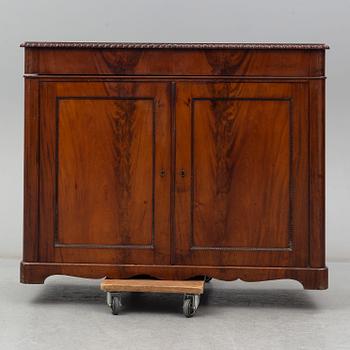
[21,42,328,289]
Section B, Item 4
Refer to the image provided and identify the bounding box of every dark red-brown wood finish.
[21,42,328,289]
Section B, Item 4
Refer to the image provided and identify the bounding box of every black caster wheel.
[183,294,200,318]
[111,294,122,315]
[204,276,212,283]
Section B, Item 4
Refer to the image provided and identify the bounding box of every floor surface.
[0,259,349,350]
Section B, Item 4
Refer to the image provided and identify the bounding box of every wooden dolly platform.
[101,279,205,317]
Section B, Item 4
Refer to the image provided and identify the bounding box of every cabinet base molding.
[20,262,328,290]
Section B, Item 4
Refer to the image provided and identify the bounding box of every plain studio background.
[0,0,348,262]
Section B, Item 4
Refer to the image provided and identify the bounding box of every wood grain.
[23,79,40,262]
[193,97,290,248]
[23,48,325,77]
[57,97,153,247]
[100,279,204,294]
[22,44,327,289]
[175,82,309,267]
[309,79,326,267]
[39,81,171,264]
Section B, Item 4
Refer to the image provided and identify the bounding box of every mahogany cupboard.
[20,42,328,289]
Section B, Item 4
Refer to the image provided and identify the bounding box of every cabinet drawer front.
[174,82,309,266]
[24,48,324,78]
[38,81,171,264]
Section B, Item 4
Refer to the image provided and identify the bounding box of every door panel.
[174,82,309,266]
[39,81,171,264]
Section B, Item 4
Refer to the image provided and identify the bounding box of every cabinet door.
[175,82,309,266]
[39,82,171,264]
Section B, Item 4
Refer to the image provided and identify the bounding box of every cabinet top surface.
[20,41,329,50]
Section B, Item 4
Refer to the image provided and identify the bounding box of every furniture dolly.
[100,278,206,317]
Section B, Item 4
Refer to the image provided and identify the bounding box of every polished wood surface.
[58,95,153,246]
[101,279,204,294]
[175,82,308,266]
[23,48,325,77]
[22,42,328,289]
[39,82,171,264]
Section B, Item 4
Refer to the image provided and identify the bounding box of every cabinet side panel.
[23,78,40,261]
[309,79,326,267]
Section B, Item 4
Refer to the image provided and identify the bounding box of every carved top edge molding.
[20,42,329,50]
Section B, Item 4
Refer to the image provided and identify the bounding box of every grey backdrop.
[0,0,348,261]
